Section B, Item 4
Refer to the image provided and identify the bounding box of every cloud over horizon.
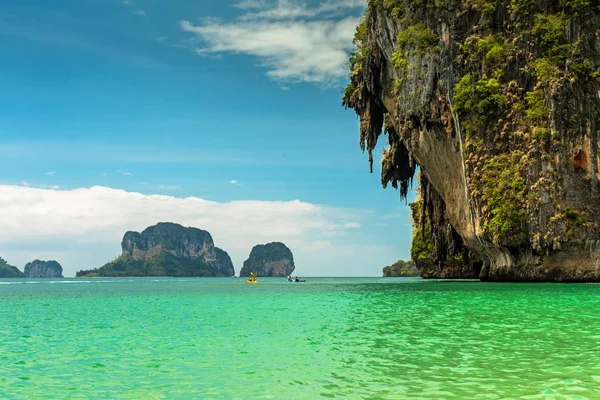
[0,185,385,277]
[179,0,364,84]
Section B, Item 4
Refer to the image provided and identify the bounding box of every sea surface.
[1,277,600,399]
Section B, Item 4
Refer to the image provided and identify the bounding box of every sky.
[0,0,417,277]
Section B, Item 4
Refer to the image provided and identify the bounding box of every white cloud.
[117,169,132,176]
[46,171,55,176]
[319,230,348,237]
[306,240,332,251]
[234,0,269,9]
[179,0,364,84]
[20,180,30,187]
[229,180,239,184]
[134,9,146,16]
[235,0,366,20]
[343,222,361,228]
[156,184,181,190]
[0,185,371,276]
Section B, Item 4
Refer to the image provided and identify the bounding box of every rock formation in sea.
[24,260,63,278]
[343,1,600,281]
[239,243,295,277]
[76,222,235,277]
[0,257,24,278]
[383,260,420,277]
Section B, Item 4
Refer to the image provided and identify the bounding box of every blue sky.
[0,0,416,277]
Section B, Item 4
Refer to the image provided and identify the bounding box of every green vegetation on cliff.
[453,5,597,249]
[383,260,420,276]
[76,252,230,278]
[392,23,438,64]
[0,257,24,278]
[409,195,433,270]
[342,0,600,280]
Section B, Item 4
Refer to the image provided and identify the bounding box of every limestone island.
[343,0,600,282]
[0,257,24,278]
[24,260,63,278]
[383,260,420,277]
[76,222,235,277]
[239,242,295,277]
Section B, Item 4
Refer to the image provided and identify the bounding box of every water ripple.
[1,278,599,398]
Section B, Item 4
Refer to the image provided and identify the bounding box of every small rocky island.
[239,242,295,277]
[382,260,420,277]
[0,257,24,278]
[24,260,63,278]
[76,222,235,277]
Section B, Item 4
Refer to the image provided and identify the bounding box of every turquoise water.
[1,277,600,399]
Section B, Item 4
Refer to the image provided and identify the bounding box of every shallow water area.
[1,277,600,399]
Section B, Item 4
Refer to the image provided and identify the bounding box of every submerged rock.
[76,222,235,277]
[343,1,600,281]
[24,260,63,278]
[239,243,295,277]
[0,257,24,278]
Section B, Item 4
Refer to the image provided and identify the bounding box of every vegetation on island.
[0,257,24,278]
[383,260,420,276]
[76,251,231,278]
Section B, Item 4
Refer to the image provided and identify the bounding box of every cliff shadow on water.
[343,0,600,281]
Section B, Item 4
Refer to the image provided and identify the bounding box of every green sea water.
[1,277,600,399]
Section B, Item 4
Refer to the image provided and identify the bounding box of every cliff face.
[24,260,63,278]
[77,222,235,277]
[344,0,600,281]
[239,243,295,277]
[0,257,24,278]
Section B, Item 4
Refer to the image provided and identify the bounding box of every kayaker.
[295,276,300,282]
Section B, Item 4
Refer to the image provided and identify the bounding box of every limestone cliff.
[77,222,235,277]
[239,243,295,277]
[344,0,600,281]
[0,257,24,278]
[24,260,63,278]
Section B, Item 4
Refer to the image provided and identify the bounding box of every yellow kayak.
[245,272,257,284]
[244,279,257,284]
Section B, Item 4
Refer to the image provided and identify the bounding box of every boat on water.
[245,272,257,284]
[287,276,306,283]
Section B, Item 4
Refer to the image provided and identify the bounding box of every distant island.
[0,258,64,278]
[239,242,295,277]
[24,260,63,278]
[382,260,420,277]
[0,257,24,278]
[76,222,235,277]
